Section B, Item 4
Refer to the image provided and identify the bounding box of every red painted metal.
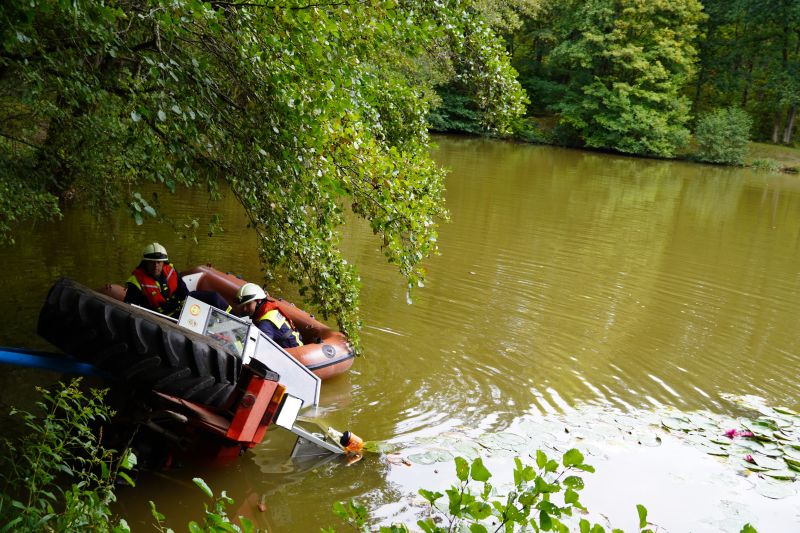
[226,376,283,443]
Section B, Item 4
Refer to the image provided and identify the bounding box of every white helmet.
[142,242,168,261]
[236,283,266,305]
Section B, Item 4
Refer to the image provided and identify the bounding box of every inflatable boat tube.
[38,278,241,408]
[184,265,355,381]
[97,266,355,380]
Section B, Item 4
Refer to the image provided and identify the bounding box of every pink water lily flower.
[745,454,755,464]
[724,429,755,439]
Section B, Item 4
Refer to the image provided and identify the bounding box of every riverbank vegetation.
[0,380,662,532]
[1,381,778,531]
[0,0,526,346]
[437,0,799,169]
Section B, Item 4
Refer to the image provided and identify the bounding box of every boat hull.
[186,265,355,380]
[97,265,355,380]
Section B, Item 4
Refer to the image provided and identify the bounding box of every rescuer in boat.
[234,283,304,349]
[125,242,229,317]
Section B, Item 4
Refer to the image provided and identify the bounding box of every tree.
[692,0,800,144]
[545,0,705,157]
[0,0,526,346]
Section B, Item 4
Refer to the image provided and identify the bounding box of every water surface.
[1,136,799,530]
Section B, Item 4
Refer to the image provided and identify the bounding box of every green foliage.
[749,158,782,173]
[150,479,261,533]
[546,0,705,157]
[0,379,130,532]
[417,451,608,532]
[693,0,800,143]
[0,0,526,348]
[694,107,753,165]
[428,87,487,135]
[329,450,660,532]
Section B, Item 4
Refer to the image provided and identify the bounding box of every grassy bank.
[747,142,800,172]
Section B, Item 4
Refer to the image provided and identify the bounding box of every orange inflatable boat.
[100,265,355,380]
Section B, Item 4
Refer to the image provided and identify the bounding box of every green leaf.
[455,456,469,482]
[564,488,579,505]
[149,501,165,522]
[636,504,648,529]
[117,471,136,487]
[540,509,553,530]
[536,449,548,469]
[739,524,758,533]
[467,501,492,520]
[332,501,347,520]
[470,458,491,482]
[193,477,213,498]
[563,449,585,467]
[418,489,442,505]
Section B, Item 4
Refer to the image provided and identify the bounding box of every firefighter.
[125,242,228,316]
[235,282,303,349]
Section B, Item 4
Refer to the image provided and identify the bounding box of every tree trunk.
[772,109,783,143]
[782,104,796,144]
[742,60,754,107]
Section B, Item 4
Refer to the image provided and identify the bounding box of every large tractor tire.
[37,278,240,408]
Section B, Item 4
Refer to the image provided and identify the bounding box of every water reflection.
[2,136,800,529]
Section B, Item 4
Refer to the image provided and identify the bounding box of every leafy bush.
[428,88,487,135]
[695,107,753,165]
[0,379,131,532]
[749,158,782,173]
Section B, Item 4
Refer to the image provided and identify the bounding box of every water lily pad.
[632,431,662,447]
[749,454,785,470]
[452,441,482,460]
[740,459,768,472]
[478,431,528,452]
[702,445,729,457]
[763,469,796,480]
[662,416,693,431]
[774,406,799,417]
[709,436,733,446]
[755,480,797,499]
[783,449,800,463]
[408,449,453,465]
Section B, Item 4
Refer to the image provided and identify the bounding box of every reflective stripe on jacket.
[127,264,178,311]
[254,299,303,348]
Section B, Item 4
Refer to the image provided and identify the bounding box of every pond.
[1,135,799,531]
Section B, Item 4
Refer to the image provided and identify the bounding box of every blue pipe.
[0,346,112,379]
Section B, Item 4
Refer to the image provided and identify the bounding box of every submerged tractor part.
[27,280,361,467]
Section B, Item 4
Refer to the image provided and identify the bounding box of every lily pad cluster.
[661,404,800,499]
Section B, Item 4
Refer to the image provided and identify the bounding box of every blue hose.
[0,346,112,379]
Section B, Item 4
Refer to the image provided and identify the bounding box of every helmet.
[236,283,266,304]
[142,242,169,261]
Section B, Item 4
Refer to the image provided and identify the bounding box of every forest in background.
[432,0,799,158]
[2,0,799,339]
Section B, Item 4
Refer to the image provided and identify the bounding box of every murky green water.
[2,136,799,531]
